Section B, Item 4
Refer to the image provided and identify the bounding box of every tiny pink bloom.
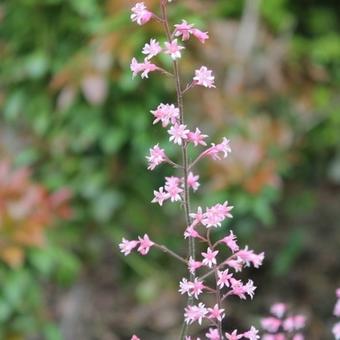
[140,59,158,78]
[270,303,287,318]
[184,303,208,325]
[187,172,200,191]
[179,278,192,295]
[137,234,154,255]
[189,206,205,224]
[225,330,243,340]
[151,103,180,127]
[226,258,244,272]
[188,128,208,146]
[207,304,225,321]
[261,317,282,333]
[146,144,166,170]
[230,278,247,299]
[206,328,220,340]
[221,230,239,253]
[243,326,260,340]
[207,137,232,160]
[131,2,153,25]
[142,38,162,59]
[292,334,304,340]
[184,225,200,239]
[193,66,215,88]
[151,187,170,206]
[165,176,183,202]
[168,123,190,145]
[244,279,256,299]
[119,238,138,256]
[202,247,218,268]
[191,28,209,43]
[202,201,233,228]
[336,288,340,298]
[131,335,140,340]
[174,20,194,41]
[190,277,205,299]
[164,39,185,60]
[333,322,340,340]
[237,246,265,268]
[130,58,144,78]
[188,256,203,274]
[217,269,233,289]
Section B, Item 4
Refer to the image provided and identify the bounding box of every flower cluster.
[260,303,306,340]
[120,1,265,339]
[333,288,340,339]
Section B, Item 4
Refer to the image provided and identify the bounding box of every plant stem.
[160,1,195,338]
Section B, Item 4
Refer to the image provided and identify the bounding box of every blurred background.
[0,0,340,339]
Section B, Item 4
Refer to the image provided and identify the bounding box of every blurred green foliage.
[0,0,339,337]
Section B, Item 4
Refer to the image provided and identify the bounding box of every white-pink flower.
[225,330,243,340]
[202,201,233,228]
[151,103,179,127]
[202,247,218,268]
[333,322,340,340]
[130,58,158,78]
[194,66,215,88]
[184,303,208,325]
[179,278,192,295]
[243,326,260,340]
[131,2,153,25]
[221,230,239,253]
[217,269,233,289]
[174,20,194,41]
[188,128,208,146]
[207,137,232,160]
[187,172,200,191]
[164,39,185,60]
[192,28,209,43]
[119,238,138,256]
[206,328,220,340]
[207,304,225,321]
[165,176,183,202]
[146,144,166,170]
[188,256,203,274]
[142,38,162,59]
[184,225,200,239]
[151,187,169,206]
[237,246,265,268]
[189,206,205,224]
[137,234,154,255]
[261,317,282,333]
[270,303,287,318]
[131,335,141,340]
[168,123,189,145]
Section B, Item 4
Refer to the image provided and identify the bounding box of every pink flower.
[151,187,170,206]
[188,256,203,274]
[137,234,154,255]
[221,230,239,253]
[164,39,185,60]
[206,328,220,340]
[207,304,225,321]
[292,335,304,340]
[334,299,340,317]
[226,258,244,272]
[190,278,205,299]
[270,303,287,318]
[188,128,208,146]
[205,328,221,340]
[261,317,282,333]
[168,123,190,145]
[333,322,340,340]
[151,103,180,127]
[187,172,200,191]
[244,279,256,299]
[130,58,158,78]
[207,137,231,160]
[202,247,218,268]
[174,20,194,41]
[119,238,138,256]
[193,66,215,88]
[283,315,306,332]
[189,206,205,224]
[237,246,265,268]
[184,302,208,325]
[336,288,340,298]
[142,38,162,59]
[243,326,260,340]
[230,278,247,300]
[179,278,192,295]
[202,201,233,228]
[131,2,153,25]
[217,269,233,289]
[184,225,200,239]
[165,176,183,202]
[146,144,166,170]
[225,330,243,340]
[131,335,140,340]
[192,28,209,43]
